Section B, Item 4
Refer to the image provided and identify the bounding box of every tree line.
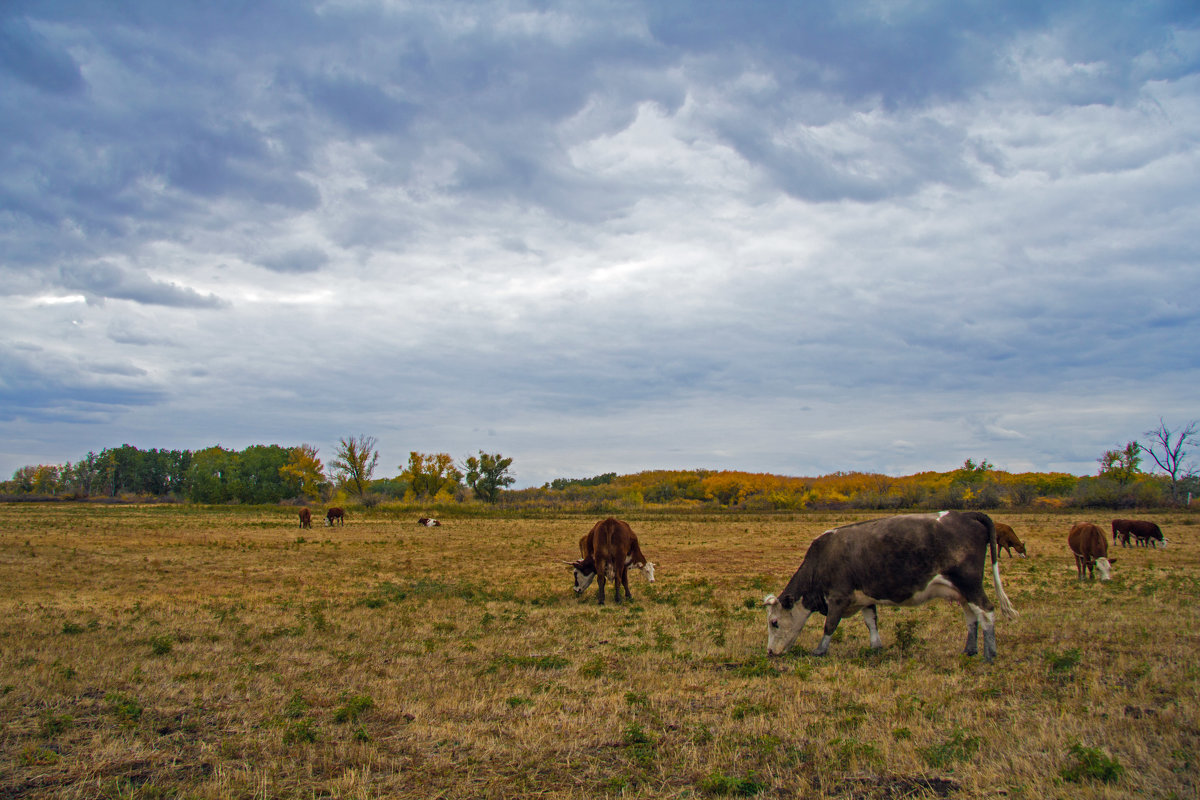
[4,421,1195,510]
[2,436,515,506]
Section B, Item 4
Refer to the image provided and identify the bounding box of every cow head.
[764,594,813,656]
[1096,557,1113,581]
[641,561,656,583]
[568,557,598,594]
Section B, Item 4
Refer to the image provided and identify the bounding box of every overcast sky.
[2,1,1198,489]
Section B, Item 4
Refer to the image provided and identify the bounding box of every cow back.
[1069,523,1106,558]
[780,511,997,614]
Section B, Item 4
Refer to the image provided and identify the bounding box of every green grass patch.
[1061,742,1124,784]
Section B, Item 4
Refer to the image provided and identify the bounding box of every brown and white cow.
[1112,519,1166,548]
[298,508,312,529]
[764,511,1018,662]
[568,518,655,605]
[994,522,1027,558]
[568,520,656,599]
[417,517,441,527]
[1069,522,1114,581]
[326,507,345,526]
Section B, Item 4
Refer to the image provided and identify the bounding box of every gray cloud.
[59,262,226,308]
[258,247,329,275]
[0,1,1197,486]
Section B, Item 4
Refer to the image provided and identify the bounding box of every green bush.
[1061,742,1123,784]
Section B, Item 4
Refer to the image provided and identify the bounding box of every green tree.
[402,452,463,499]
[951,458,993,485]
[1143,419,1198,504]
[464,452,515,503]
[331,435,379,497]
[187,446,237,503]
[1097,441,1141,485]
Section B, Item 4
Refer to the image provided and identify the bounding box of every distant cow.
[1069,522,1114,581]
[764,511,1018,662]
[1112,519,1166,549]
[298,508,312,529]
[326,507,345,526]
[567,520,656,600]
[994,522,1027,558]
[417,517,441,527]
[568,517,654,605]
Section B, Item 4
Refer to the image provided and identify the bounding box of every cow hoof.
[963,647,978,657]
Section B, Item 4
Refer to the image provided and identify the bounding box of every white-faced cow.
[417,517,441,527]
[764,511,1018,663]
[298,508,312,529]
[567,518,655,605]
[1111,519,1166,549]
[994,522,1027,558]
[1069,522,1114,581]
[326,507,345,526]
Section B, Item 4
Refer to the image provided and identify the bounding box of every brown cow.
[1112,519,1166,548]
[568,521,656,598]
[569,517,650,605]
[298,508,312,529]
[994,522,1027,558]
[417,517,441,527]
[326,507,345,526]
[1068,522,1115,581]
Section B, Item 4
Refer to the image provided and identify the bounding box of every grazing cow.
[326,507,345,526]
[994,522,1027,558]
[764,511,1018,662]
[298,508,312,529]
[417,517,441,527]
[1069,522,1114,581]
[568,517,654,605]
[1112,519,1166,549]
[567,520,656,599]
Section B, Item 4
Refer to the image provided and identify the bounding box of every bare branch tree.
[1143,419,1198,504]
[330,435,379,497]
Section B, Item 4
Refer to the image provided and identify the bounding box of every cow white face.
[764,594,813,656]
[571,562,596,594]
[1095,557,1113,581]
[642,562,656,583]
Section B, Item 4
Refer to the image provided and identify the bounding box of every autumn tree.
[331,435,380,497]
[1097,441,1141,485]
[402,452,463,499]
[1143,419,1198,504]
[464,451,514,503]
[951,458,993,485]
[279,444,327,499]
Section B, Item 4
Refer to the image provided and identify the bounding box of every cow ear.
[1108,557,1117,565]
[779,595,795,610]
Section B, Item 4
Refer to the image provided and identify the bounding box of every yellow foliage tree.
[280,444,326,499]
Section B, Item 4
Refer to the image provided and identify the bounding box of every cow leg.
[961,605,980,656]
[596,570,606,606]
[620,565,633,602]
[815,601,850,656]
[978,607,997,662]
[861,605,883,650]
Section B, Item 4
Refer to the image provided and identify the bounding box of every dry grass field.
[1,504,1197,799]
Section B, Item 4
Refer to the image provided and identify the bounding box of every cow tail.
[982,513,1019,620]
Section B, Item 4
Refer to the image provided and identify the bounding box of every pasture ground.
[1,505,1197,799]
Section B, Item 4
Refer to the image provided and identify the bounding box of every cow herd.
[298,507,443,528]
[567,511,1170,664]
[293,506,1172,663]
